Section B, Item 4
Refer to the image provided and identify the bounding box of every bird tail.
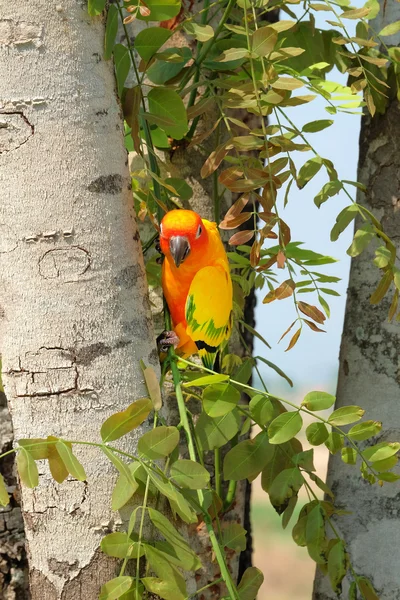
[199,348,218,371]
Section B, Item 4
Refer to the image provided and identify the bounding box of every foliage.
[1,0,399,598]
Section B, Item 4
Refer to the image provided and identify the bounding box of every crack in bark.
[0,111,34,154]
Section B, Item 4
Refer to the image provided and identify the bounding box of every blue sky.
[254,11,362,398]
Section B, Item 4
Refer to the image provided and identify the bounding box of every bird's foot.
[157,330,180,354]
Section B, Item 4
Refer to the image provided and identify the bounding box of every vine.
[1,0,400,598]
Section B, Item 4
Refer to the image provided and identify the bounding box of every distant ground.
[251,422,330,600]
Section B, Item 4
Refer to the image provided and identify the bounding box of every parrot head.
[159,209,208,268]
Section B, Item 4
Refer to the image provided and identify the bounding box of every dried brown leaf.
[285,328,301,351]
[298,301,326,324]
[229,230,254,246]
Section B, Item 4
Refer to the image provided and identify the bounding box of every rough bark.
[0,391,29,600]
[0,3,158,598]
[312,8,400,599]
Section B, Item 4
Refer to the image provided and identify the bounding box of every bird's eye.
[196,225,202,239]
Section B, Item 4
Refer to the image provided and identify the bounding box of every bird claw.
[157,330,180,354]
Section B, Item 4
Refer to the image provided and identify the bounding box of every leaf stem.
[169,356,240,600]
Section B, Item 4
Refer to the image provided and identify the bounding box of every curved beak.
[169,236,190,268]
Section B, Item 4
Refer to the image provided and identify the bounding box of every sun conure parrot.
[159,209,233,369]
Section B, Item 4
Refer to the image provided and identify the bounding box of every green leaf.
[217,48,250,62]
[135,27,172,61]
[268,411,303,444]
[314,180,342,208]
[99,577,134,600]
[138,426,179,460]
[221,523,247,552]
[195,410,240,451]
[379,20,400,37]
[144,545,186,595]
[142,578,185,600]
[102,447,136,486]
[169,459,210,490]
[240,322,271,350]
[17,448,39,489]
[330,205,359,242]
[203,383,240,418]
[249,395,275,426]
[309,472,334,498]
[372,455,398,472]
[297,157,323,188]
[327,540,347,592]
[328,406,364,426]
[18,438,49,460]
[373,246,392,268]
[111,463,140,511]
[340,6,371,18]
[325,432,344,454]
[377,472,400,482]
[147,88,188,140]
[223,432,273,481]
[302,120,333,133]
[0,473,9,507]
[269,467,303,514]
[47,437,69,483]
[104,5,118,60]
[362,442,400,462]
[147,47,191,85]
[183,373,229,387]
[394,267,400,291]
[293,449,315,472]
[113,45,131,97]
[137,0,181,22]
[292,513,308,547]
[282,495,298,529]
[183,22,214,41]
[144,468,197,524]
[302,391,335,411]
[252,26,278,57]
[148,507,201,570]
[306,422,329,446]
[101,532,144,559]
[341,447,357,465]
[272,77,304,91]
[165,178,193,201]
[261,443,295,493]
[348,420,382,442]
[306,505,326,563]
[255,356,293,387]
[370,270,393,305]
[233,358,254,385]
[319,288,340,296]
[55,442,86,481]
[347,223,375,257]
[237,567,264,600]
[88,0,106,17]
[101,398,152,442]
[349,581,357,600]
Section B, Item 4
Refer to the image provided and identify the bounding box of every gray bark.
[0,2,158,598]
[313,7,400,598]
[0,391,29,600]
[0,2,257,598]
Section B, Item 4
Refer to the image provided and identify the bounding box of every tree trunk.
[0,2,158,598]
[0,389,29,600]
[313,9,400,599]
